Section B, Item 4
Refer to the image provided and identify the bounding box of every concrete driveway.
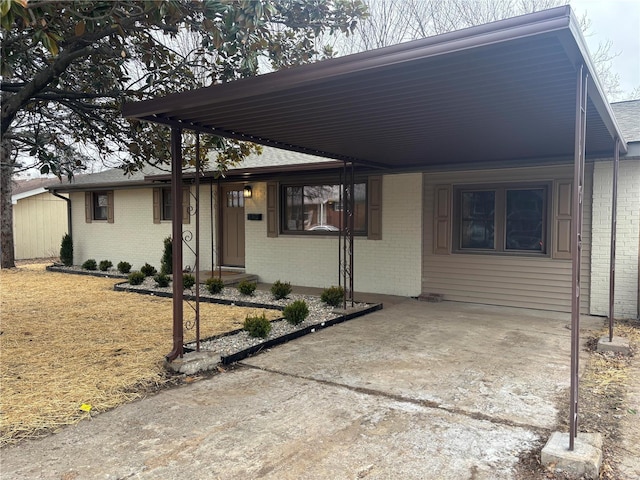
[0,300,601,479]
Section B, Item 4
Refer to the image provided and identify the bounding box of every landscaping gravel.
[48,265,372,362]
[115,276,369,360]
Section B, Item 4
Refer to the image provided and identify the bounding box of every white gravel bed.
[50,266,370,361]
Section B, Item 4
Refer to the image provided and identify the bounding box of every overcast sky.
[570,0,640,97]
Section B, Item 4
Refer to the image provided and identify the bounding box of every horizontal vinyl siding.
[422,164,592,313]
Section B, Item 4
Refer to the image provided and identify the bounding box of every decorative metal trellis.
[338,160,355,309]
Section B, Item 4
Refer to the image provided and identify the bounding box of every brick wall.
[70,186,215,272]
[245,173,423,296]
[590,160,640,318]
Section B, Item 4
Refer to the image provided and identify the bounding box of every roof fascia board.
[556,10,628,153]
[47,182,150,193]
[11,187,47,204]
[123,6,574,120]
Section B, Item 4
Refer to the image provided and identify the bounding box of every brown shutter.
[266,182,278,237]
[153,188,161,224]
[182,186,190,225]
[434,185,451,255]
[106,191,114,223]
[368,175,382,240]
[85,192,92,223]
[552,180,572,259]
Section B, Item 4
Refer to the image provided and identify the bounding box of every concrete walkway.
[0,301,603,479]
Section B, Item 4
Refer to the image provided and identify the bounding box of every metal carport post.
[608,138,620,341]
[569,64,588,451]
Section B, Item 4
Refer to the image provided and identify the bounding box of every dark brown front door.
[221,185,245,267]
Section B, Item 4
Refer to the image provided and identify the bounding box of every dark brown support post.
[348,161,355,307]
[608,138,620,342]
[167,127,184,362]
[569,65,588,450]
[195,133,201,352]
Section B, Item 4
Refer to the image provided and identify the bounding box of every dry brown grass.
[0,263,279,446]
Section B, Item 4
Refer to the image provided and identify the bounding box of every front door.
[221,185,245,267]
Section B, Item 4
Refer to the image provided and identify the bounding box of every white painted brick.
[589,160,640,318]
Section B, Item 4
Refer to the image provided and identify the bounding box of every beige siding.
[13,192,68,260]
[422,164,592,312]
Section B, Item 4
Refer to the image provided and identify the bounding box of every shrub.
[128,271,145,286]
[321,286,344,307]
[117,261,132,274]
[205,277,224,294]
[160,236,172,275]
[82,259,97,271]
[154,273,170,288]
[99,260,113,272]
[60,234,73,266]
[140,263,157,277]
[271,280,292,300]
[283,300,309,326]
[243,313,272,338]
[237,280,256,296]
[183,273,196,290]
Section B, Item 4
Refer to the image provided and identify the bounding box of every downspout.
[50,190,72,238]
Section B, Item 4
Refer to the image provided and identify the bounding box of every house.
[11,177,69,260]
[52,7,640,319]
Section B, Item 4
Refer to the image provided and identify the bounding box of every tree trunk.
[0,139,16,268]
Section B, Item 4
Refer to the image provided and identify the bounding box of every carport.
[122,6,626,450]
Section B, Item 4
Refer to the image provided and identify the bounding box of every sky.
[570,0,640,97]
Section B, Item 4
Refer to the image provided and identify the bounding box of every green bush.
[140,263,157,277]
[321,286,344,307]
[117,261,132,274]
[82,259,97,271]
[283,300,309,326]
[237,280,256,296]
[243,313,272,338]
[271,280,292,300]
[205,277,224,294]
[128,271,145,286]
[99,260,113,272]
[160,236,172,275]
[183,273,196,290]
[154,273,170,288]
[60,234,73,266]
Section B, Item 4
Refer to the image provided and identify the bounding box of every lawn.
[0,263,280,446]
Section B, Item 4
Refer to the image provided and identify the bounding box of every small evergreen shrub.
[99,260,113,272]
[321,286,345,307]
[154,273,170,288]
[140,263,157,277]
[243,313,272,338]
[205,277,224,294]
[271,280,292,300]
[128,271,145,285]
[237,280,257,296]
[183,273,196,290]
[60,234,73,266]
[82,259,97,271]
[283,300,309,326]
[117,261,132,274]
[160,236,172,275]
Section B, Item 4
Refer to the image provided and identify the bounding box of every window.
[226,189,245,208]
[93,193,109,220]
[281,182,367,234]
[85,191,113,223]
[153,187,190,224]
[454,184,548,254]
[161,187,172,220]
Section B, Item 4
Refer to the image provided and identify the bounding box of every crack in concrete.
[239,362,551,436]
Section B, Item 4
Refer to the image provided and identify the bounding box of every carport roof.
[122,6,627,170]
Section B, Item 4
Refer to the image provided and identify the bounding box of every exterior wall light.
[243,185,252,198]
